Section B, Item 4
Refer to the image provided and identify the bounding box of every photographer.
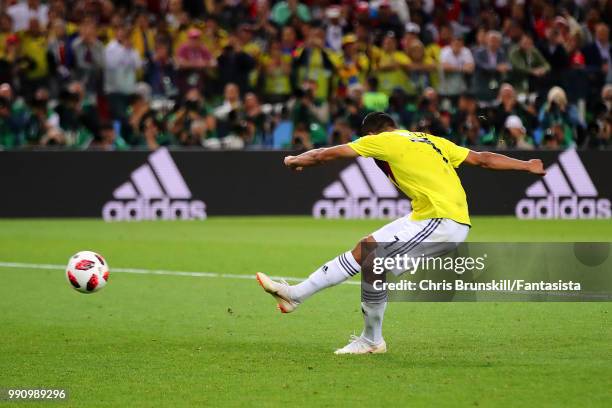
[537,86,585,148]
[168,88,216,144]
[0,96,18,148]
[22,88,61,146]
[138,111,173,149]
[290,81,329,147]
[412,87,447,136]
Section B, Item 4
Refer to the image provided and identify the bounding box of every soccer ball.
[66,251,109,293]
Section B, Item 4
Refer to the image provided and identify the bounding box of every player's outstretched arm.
[284,145,358,171]
[463,150,546,175]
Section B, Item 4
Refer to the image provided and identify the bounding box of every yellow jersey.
[348,130,471,225]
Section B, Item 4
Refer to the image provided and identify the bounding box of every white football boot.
[255,272,299,314]
[334,335,387,355]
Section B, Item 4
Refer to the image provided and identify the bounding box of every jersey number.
[410,138,448,163]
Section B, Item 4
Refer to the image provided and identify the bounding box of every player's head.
[361,112,397,135]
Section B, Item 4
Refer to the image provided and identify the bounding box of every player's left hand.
[527,159,546,176]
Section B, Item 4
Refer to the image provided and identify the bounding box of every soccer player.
[256,112,545,354]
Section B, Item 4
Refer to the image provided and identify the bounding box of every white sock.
[361,301,387,344]
[288,251,360,303]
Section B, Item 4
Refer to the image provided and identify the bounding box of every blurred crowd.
[0,0,611,151]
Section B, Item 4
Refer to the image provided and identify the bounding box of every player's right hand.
[527,159,546,176]
[284,156,303,172]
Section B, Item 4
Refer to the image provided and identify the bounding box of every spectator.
[374,31,409,95]
[217,36,256,96]
[7,0,48,32]
[324,6,344,52]
[580,8,600,45]
[374,1,403,40]
[291,25,335,101]
[538,26,569,90]
[404,40,435,98]
[439,35,474,97]
[473,31,511,101]
[0,12,13,58]
[582,23,610,97]
[0,83,26,132]
[590,84,612,148]
[130,10,155,62]
[337,34,370,94]
[165,0,184,31]
[280,26,297,56]
[0,31,19,85]
[260,40,292,103]
[147,37,175,97]
[70,17,104,98]
[19,18,49,98]
[362,76,388,113]
[104,26,142,121]
[175,28,215,94]
[47,18,70,97]
[508,34,550,95]
[235,24,261,60]
[567,34,586,69]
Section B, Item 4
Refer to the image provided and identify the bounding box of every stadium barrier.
[0,148,610,220]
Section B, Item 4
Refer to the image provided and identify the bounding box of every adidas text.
[516,195,611,219]
[313,197,411,219]
[102,148,207,222]
[312,157,411,219]
[103,198,206,221]
[515,149,610,220]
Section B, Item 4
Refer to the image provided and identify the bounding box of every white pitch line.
[0,261,361,285]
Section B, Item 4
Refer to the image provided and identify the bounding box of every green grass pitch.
[0,217,611,407]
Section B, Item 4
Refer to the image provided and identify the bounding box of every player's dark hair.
[361,112,397,135]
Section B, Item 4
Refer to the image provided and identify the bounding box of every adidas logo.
[313,157,411,219]
[516,149,610,219]
[102,148,207,221]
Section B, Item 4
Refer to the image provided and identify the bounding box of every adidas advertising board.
[515,149,611,219]
[312,157,411,219]
[0,150,609,219]
[102,148,206,221]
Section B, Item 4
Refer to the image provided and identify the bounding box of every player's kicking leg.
[256,216,469,354]
[255,236,368,314]
[256,234,384,353]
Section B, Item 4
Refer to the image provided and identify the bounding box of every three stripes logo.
[102,148,206,221]
[313,157,411,219]
[516,149,610,219]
